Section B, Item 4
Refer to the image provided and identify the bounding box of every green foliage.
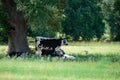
[15,0,65,38]
[0,0,67,44]
[101,0,120,41]
[109,0,120,41]
[0,7,11,44]
[62,0,105,41]
[1,0,119,43]
[28,25,56,38]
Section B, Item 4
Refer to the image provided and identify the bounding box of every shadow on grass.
[0,53,120,62]
[72,53,120,62]
[0,54,6,59]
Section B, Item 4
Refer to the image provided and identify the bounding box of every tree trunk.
[2,0,30,56]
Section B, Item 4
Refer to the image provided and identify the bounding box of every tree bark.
[1,0,30,56]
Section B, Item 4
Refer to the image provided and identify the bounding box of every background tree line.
[0,0,120,44]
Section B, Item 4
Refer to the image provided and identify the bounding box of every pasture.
[0,42,120,80]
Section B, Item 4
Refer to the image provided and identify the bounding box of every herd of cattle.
[35,36,75,59]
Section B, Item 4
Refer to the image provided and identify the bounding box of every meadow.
[0,42,120,80]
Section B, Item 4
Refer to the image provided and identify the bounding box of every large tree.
[0,0,65,55]
[1,0,30,54]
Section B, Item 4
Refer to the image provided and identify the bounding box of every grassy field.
[0,42,120,80]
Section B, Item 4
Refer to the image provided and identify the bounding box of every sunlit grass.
[0,42,120,80]
[61,42,120,55]
[0,45,7,58]
[61,45,120,55]
[0,45,7,54]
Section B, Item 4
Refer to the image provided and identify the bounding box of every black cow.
[35,36,51,51]
[39,38,68,50]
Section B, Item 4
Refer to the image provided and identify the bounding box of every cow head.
[61,38,68,45]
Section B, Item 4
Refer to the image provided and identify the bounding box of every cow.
[35,36,68,52]
[35,36,51,51]
[41,48,75,59]
[41,48,65,57]
[35,36,75,59]
[38,38,68,51]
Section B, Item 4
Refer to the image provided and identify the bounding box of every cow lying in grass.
[41,48,65,57]
[41,48,75,59]
[35,36,75,59]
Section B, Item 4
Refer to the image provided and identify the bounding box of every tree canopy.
[0,0,120,45]
[101,0,120,41]
[62,0,105,41]
[108,0,120,41]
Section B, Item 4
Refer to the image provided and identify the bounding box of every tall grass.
[0,42,120,80]
[0,58,120,80]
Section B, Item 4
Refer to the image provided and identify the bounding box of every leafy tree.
[0,0,66,55]
[16,0,68,38]
[108,0,120,41]
[62,0,105,41]
[101,0,120,41]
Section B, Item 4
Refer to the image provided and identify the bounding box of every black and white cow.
[35,36,75,59]
[35,36,51,51]
[41,48,75,59]
[35,36,68,51]
[38,38,68,51]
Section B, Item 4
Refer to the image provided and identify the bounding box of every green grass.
[0,58,120,80]
[0,42,120,80]
[61,42,120,55]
